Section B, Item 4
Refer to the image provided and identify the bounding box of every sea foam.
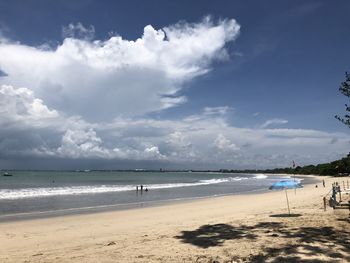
[0,176,249,200]
[254,174,268,179]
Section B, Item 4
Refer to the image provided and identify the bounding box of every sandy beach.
[0,175,349,262]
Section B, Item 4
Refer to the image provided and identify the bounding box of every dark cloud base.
[0,156,251,171]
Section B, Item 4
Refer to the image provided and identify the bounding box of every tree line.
[221,153,350,176]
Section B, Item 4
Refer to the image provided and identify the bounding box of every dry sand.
[0,176,349,263]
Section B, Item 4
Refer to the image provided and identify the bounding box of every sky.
[0,0,350,170]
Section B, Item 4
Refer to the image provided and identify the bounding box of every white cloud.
[57,129,109,159]
[93,110,349,167]
[0,85,348,167]
[0,18,349,169]
[0,17,240,120]
[0,85,59,125]
[260,118,288,128]
[203,106,232,116]
[184,106,232,122]
[143,146,165,160]
[62,22,95,40]
[214,134,240,151]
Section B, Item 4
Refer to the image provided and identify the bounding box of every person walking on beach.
[323,179,325,188]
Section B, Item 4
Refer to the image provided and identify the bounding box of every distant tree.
[335,72,350,127]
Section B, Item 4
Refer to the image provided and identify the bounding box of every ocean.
[0,171,313,221]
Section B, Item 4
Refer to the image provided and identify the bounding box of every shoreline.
[0,174,319,222]
[0,175,349,262]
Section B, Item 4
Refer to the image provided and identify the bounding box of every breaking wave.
[254,174,268,179]
[0,176,248,200]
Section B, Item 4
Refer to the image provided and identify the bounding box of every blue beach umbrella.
[269,180,303,215]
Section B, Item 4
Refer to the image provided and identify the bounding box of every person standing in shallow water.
[141,185,143,191]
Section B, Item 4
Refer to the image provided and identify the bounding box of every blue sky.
[0,0,349,169]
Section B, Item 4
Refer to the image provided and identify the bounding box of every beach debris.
[106,241,116,246]
[32,253,43,256]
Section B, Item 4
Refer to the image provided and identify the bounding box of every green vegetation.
[335,72,350,127]
[221,153,350,176]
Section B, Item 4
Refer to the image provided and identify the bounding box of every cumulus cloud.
[57,129,108,158]
[0,85,59,126]
[214,134,240,151]
[91,109,349,167]
[0,18,349,169]
[0,84,349,168]
[0,17,240,120]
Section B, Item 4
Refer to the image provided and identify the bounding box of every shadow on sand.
[270,213,302,218]
[174,223,260,248]
[175,218,350,262]
[337,218,350,223]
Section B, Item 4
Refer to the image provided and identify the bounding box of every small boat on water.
[3,172,13,177]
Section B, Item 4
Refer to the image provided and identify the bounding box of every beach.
[0,175,349,262]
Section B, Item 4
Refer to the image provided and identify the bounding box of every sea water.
[0,171,311,220]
